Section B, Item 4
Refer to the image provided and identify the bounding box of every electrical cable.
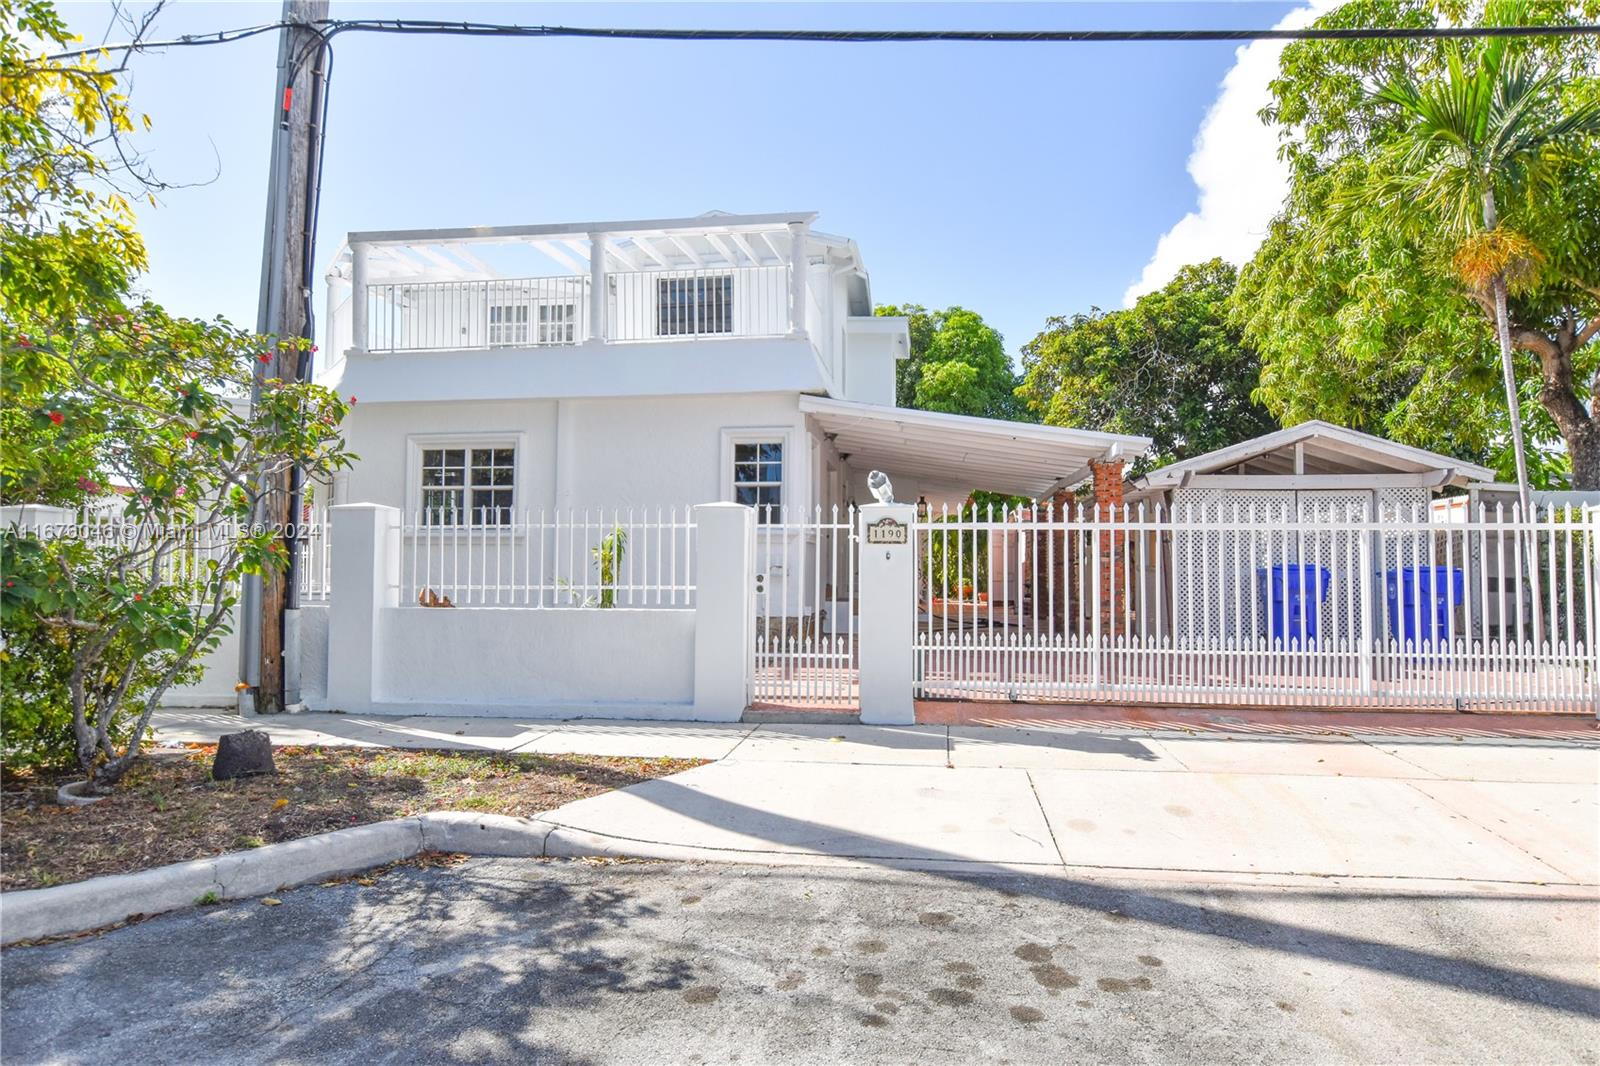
[43,15,1600,62]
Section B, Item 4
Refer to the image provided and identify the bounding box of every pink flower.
[47,410,63,425]
[77,477,99,493]
[258,353,272,364]
[175,486,186,496]
[348,396,357,404]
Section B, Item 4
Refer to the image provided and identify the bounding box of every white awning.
[798,396,1150,499]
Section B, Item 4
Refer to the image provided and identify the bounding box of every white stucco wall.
[161,624,241,708]
[160,603,329,709]
[328,337,830,406]
[374,606,694,710]
[297,604,330,704]
[338,392,814,515]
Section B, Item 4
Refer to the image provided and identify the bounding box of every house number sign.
[866,517,908,546]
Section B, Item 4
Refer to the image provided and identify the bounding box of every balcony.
[365,265,794,353]
[335,211,831,357]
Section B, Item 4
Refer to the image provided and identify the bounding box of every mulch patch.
[0,745,703,892]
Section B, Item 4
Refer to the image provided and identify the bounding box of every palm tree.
[1368,38,1600,647]
[1372,40,1600,510]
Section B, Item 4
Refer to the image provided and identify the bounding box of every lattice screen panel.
[1172,490,1293,643]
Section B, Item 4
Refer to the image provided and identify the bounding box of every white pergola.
[326,210,868,352]
[799,396,1151,500]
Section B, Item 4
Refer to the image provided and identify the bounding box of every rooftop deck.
[327,211,861,356]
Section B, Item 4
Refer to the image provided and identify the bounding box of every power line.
[42,16,1600,61]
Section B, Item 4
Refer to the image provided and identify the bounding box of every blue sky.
[58,1,1304,360]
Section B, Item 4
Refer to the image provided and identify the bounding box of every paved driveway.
[4,858,1596,1065]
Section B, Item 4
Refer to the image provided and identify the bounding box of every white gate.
[752,506,859,707]
[912,501,1598,712]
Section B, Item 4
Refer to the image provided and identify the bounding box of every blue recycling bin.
[1256,564,1331,645]
[1384,566,1465,649]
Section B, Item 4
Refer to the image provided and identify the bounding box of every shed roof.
[1130,421,1496,492]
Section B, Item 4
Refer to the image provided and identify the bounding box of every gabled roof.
[799,396,1151,499]
[1130,421,1496,491]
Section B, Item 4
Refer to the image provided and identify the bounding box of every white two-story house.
[318,210,1146,529]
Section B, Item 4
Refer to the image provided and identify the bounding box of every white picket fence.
[399,508,697,608]
[18,511,332,605]
[912,502,1598,713]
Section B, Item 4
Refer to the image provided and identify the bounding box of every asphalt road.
[4,858,1597,1065]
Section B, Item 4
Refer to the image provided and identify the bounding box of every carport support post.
[857,502,916,724]
[693,502,755,720]
[326,504,400,713]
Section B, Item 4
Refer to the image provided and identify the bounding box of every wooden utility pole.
[243,0,329,714]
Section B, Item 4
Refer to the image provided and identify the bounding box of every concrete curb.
[17,808,1589,945]
[0,812,551,945]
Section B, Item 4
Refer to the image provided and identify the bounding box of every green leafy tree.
[1235,0,1600,488]
[1364,37,1600,495]
[0,0,353,789]
[874,304,1031,420]
[1018,260,1278,474]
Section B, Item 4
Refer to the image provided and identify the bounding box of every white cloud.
[1122,1,1340,306]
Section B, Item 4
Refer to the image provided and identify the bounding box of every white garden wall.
[320,502,753,721]
[373,607,693,710]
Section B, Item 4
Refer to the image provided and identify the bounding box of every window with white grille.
[537,302,576,344]
[658,275,733,336]
[488,304,529,347]
[733,441,782,520]
[420,446,516,525]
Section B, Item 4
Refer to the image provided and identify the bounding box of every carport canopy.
[798,395,1151,500]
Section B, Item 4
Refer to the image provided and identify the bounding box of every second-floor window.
[537,303,576,345]
[658,275,733,336]
[420,446,515,525]
[489,304,529,347]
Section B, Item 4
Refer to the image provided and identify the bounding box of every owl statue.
[867,470,895,505]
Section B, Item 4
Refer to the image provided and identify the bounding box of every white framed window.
[489,304,529,347]
[414,442,518,526]
[537,302,576,345]
[658,275,733,336]
[720,427,792,524]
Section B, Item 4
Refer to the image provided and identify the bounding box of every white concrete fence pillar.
[856,502,916,725]
[692,502,755,721]
[326,504,400,713]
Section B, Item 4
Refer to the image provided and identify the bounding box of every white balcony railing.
[365,265,792,353]
[367,276,589,353]
[608,265,790,343]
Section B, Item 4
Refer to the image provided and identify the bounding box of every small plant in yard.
[195,890,220,906]
[591,524,628,608]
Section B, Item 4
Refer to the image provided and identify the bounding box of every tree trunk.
[1482,191,1535,516]
[1565,422,1600,491]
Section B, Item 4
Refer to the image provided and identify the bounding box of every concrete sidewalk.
[153,709,1600,889]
